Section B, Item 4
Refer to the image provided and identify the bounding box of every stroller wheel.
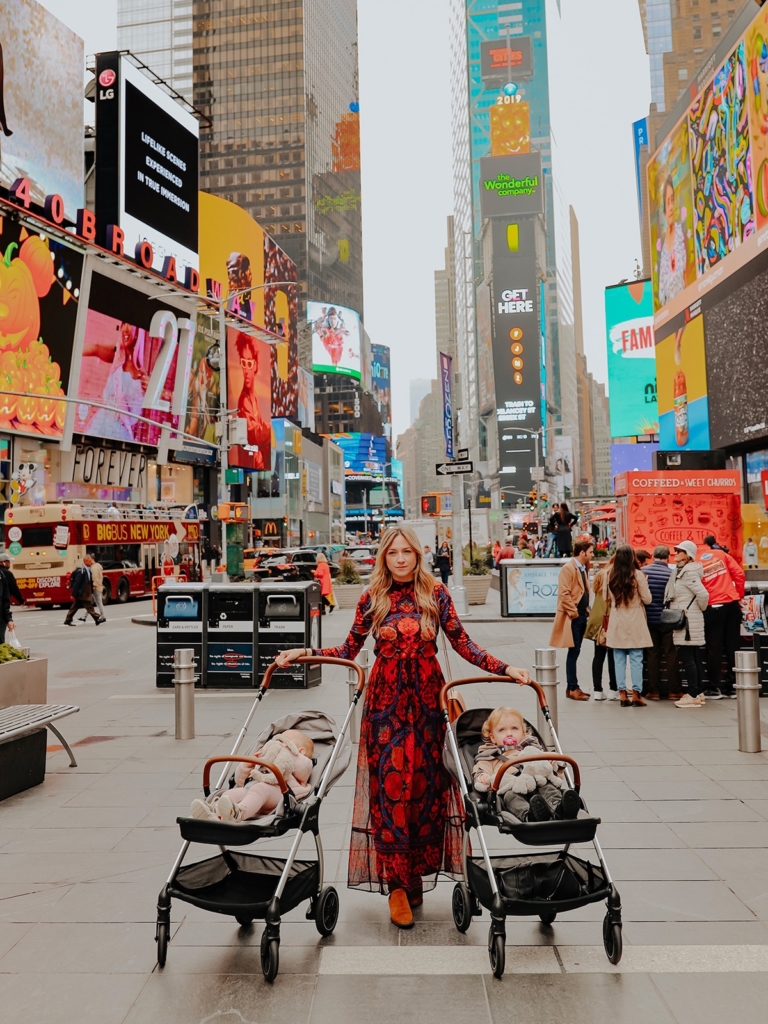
[155,921,168,967]
[488,925,505,979]
[260,930,280,982]
[235,915,253,928]
[315,887,340,936]
[603,913,623,965]
[451,883,472,933]
[539,911,556,926]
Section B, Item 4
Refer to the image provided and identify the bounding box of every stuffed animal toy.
[249,736,298,786]
[497,758,564,795]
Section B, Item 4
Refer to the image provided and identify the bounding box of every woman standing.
[664,541,709,709]
[550,503,577,558]
[604,545,653,707]
[434,540,452,586]
[585,558,618,701]
[312,552,335,614]
[276,526,530,928]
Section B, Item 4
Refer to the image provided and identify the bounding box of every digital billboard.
[73,268,195,447]
[490,101,531,157]
[180,312,220,462]
[328,432,387,476]
[605,280,658,438]
[480,153,543,219]
[480,37,533,82]
[0,215,84,438]
[226,327,272,471]
[655,313,709,451]
[94,52,199,279]
[309,301,362,380]
[371,344,391,425]
[647,8,768,324]
[297,368,314,430]
[0,1,84,219]
[198,192,299,421]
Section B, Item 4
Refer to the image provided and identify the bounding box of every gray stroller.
[155,656,365,981]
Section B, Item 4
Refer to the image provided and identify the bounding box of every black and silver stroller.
[155,656,365,981]
[441,675,623,978]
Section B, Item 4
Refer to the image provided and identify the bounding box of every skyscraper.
[119,0,364,316]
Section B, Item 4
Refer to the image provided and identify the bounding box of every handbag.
[658,595,696,635]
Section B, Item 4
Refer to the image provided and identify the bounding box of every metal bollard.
[734,649,762,753]
[174,648,196,740]
[534,647,559,740]
[348,648,369,744]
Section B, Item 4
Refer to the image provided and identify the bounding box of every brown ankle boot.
[632,691,647,707]
[389,888,414,928]
[407,882,423,908]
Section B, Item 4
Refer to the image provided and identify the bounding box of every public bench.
[0,704,80,800]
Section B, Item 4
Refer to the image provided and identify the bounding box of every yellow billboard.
[198,192,267,327]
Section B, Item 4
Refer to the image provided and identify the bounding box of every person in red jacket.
[698,536,746,699]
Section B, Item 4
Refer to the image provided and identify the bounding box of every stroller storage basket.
[467,851,610,916]
[170,852,319,918]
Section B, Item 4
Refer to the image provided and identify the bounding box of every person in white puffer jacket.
[664,541,709,708]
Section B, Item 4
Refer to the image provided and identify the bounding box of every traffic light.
[528,489,538,508]
[218,502,249,523]
[421,495,438,516]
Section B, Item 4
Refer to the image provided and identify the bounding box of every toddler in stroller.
[472,707,579,823]
[190,729,315,823]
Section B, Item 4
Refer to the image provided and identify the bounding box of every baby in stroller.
[472,708,579,823]
[191,729,315,823]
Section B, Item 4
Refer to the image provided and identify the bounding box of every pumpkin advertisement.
[0,218,84,438]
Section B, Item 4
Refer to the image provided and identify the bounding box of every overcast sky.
[39,0,650,438]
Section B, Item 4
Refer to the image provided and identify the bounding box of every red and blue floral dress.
[314,580,509,895]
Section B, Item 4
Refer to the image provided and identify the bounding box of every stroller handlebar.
[262,655,366,693]
[491,753,581,791]
[438,675,548,712]
[202,756,289,797]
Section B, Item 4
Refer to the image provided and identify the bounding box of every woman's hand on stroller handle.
[275,647,308,668]
[505,665,531,684]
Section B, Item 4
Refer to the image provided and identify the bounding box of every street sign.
[457,448,469,461]
[530,466,546,482]
[436,461,474,476]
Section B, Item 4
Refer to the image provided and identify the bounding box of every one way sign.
[436,461,473,476]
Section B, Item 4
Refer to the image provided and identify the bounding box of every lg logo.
[98,68,116,100]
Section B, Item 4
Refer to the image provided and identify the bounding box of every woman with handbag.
[585,559,618,700]
[663,541,709,708]
[603,545,653,707]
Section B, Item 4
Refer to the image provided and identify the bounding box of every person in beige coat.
[549,538,594,701]
[604,545,652,707]
[663,540,709,709]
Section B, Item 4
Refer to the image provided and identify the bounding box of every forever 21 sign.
[61,444,148,489]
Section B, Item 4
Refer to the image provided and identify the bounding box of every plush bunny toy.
[497,757,564,796]
[249,736,299,786]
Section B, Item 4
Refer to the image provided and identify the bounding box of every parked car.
[341,545,378,576]
[254,549,340,582]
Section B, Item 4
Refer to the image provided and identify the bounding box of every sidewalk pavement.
[1,601,768,1022]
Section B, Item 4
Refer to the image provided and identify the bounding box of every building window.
[678,67,689,80]
[693,25,702,39]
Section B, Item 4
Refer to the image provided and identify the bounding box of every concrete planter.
[334,584,365,609]
[0,657,48,709]
[463,575,492,605]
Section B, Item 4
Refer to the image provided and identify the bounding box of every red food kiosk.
[614,470,742,562]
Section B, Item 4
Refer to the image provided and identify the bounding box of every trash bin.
[206,583,258,688]
[257,581,322,688]
[156,583,207,689]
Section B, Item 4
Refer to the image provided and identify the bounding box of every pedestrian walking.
[549,502,578,557]
[699,535,745,699]
[0,563,14,644]
[585,559,618,700]
[0,551,24,605]
[435,541,452,586]
[90,556,107,621]
[275,525,531,928]
[423,545,434,574]
[495,535,516,566]
[64,555,104,626]
[312,552,335,614]
[641,545,680,700]
[744,536,758,569]
[603,545,653,707]
[664,541,709,708]
[492,539,501,566]
[549,537,594,701]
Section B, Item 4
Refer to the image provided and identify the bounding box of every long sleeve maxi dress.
[313,580,509,895]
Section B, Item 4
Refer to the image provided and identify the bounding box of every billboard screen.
[647,8,768,324]
[198,192,298,420]
[0,1,84,219]
[371,344,391,425]
[180,312,220,462]
[309,301,362,380]
[605,280,658,438]
[95,52,199,278]
[297,367,314,430]
[655,312,710,451]
[0,215,84,438]
[479,153,543,219]
[226,327,272,471]
[480,37,533,81]
[74,269,194,447]
[329,432,387,476]
[610,441,658,481]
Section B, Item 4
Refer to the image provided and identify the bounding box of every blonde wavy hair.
[367,526,439,637]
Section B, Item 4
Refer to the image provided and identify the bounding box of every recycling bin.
[206,583,258,688]
[257,581,322,688]
[156,583,207,688]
